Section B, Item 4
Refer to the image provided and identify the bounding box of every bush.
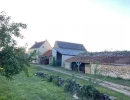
[52,78,59,86]
[47,75,53,82]
[52,57,56,66]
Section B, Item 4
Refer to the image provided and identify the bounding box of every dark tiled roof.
[43,50,52,57]
[55,48,85,56]
[66,56,130,65]
[56,41,86,51]
[30,41,45,49]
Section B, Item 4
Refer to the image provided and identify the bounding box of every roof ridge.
[56,40,83,45]
[30,40,46,49]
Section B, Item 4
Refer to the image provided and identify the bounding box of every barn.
[52,41,86,67]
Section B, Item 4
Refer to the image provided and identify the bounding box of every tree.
[0,11,30,79]
[0,11,27,47]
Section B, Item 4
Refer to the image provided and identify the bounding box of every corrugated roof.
[56,41,86,51]
[55,48,85,56]
[66,56,130,65]
[30,41,45,49]
[43,50,52,57]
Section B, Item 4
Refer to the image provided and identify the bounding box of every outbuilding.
[65,56,130,79]
[52,41,86,67]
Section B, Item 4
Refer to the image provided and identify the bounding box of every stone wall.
[65,62,72,70]
[91,64,130,79]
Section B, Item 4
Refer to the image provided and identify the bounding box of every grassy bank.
[0,66,130,100]
[0,66,72,100]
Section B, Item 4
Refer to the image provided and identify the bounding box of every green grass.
[0,66,72,100]
[92,75,130,87]
[0,66,130,100]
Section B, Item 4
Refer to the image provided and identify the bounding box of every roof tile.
[30,41,45,49]
[57,41,86,51]
[66,56,130,65]
[43,50,52,57]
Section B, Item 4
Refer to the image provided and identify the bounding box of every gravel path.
[34,64,130,97]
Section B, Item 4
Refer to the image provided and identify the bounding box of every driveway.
[34,64,130,97]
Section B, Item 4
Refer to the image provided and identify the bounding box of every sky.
[0,0,130,52]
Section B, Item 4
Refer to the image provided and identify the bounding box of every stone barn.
[65,56,130,79]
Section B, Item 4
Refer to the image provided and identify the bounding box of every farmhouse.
[65,55,130,79]
[52,41,86,67]
[28,40,52,63]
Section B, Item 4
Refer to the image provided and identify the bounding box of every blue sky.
[93,0,130,14]
[0,0,130,52]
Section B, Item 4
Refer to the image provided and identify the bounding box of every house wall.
[90,64,130,79]
[62,55,74,67]
[49,57,52,64]
[39,40,52,55]
[52,49,57,60]
[28,48,38,55]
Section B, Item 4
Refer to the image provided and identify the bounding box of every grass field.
[0,66,72,100]
[0,66,130,100]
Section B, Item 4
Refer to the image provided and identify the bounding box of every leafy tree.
[0,11,30,79]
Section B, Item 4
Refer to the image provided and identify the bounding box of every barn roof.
[30,41,45,49]
[55,48,85,56]
[43,50,52,57]
[66,56,130,65]
[56,41,86,51]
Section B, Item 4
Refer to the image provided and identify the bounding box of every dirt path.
[34,64,130,97]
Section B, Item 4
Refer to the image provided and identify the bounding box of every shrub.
[52,78,59,86]
[47,75,53,82]
[52,57,56,66]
